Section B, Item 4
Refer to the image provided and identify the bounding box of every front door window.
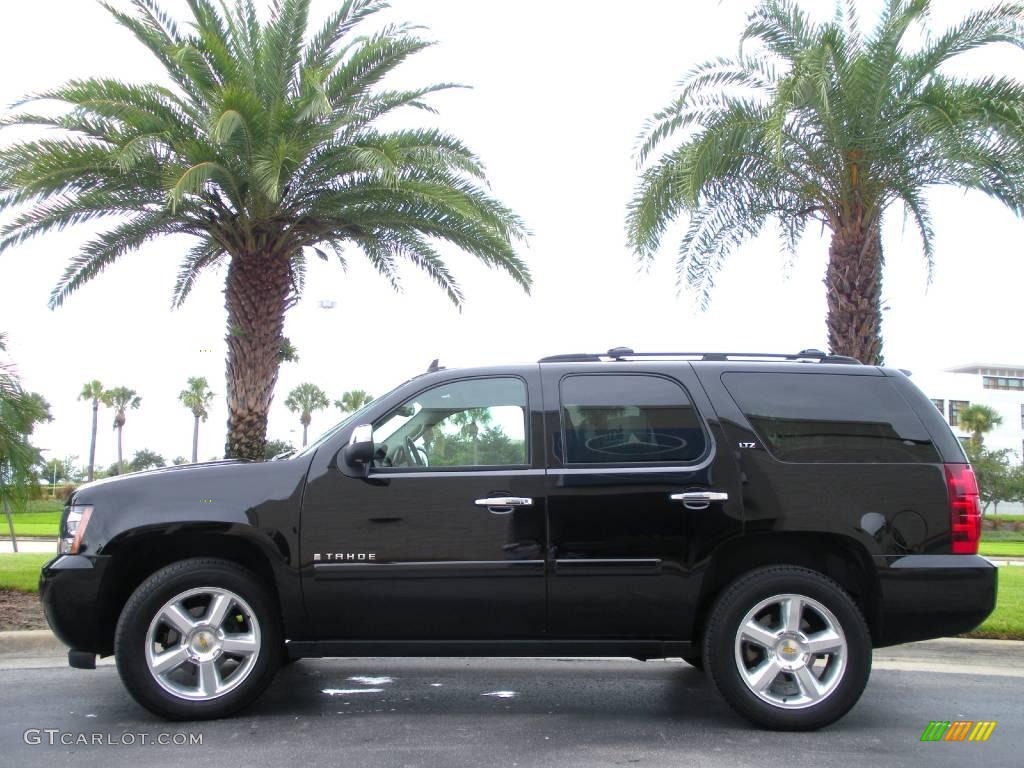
[372,377,528,469]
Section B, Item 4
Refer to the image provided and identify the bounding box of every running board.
[284,639,695,661]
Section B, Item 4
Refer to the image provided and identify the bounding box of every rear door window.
[722,372,940,463]
[559,374,707,465]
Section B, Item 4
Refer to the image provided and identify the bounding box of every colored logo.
[920,721,996,742]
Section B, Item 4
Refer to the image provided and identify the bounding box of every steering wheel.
[405,436,429,467]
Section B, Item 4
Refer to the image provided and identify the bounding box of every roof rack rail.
[537,347,862,365]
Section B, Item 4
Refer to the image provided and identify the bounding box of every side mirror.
[339,423,374,476]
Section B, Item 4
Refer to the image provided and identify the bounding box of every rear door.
[541,363,743,638]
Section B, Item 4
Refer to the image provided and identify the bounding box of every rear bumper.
[39,554,113,656]
[873,554,998,647]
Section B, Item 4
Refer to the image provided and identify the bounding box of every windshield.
[291,379,407,459]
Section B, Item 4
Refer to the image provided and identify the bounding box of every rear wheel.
[114,558,281,720]
[703,566,871,730]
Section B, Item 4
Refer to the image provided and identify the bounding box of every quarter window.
[372,377,527,469]
[559,374,707,464]
[722,372,940,463]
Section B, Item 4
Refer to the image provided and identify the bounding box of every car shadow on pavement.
[247,658,723,719]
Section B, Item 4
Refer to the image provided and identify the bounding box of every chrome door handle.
[474,497,534,507]
[670,491,729,509]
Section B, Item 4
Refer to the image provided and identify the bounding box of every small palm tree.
[102,387,141,474]
[0,0,530,461]
[78,380,104,482]
[285,383,330,447]
[1,334,52,548]
[628,0,1024,364]
[334,389,374,415]
[178,376,215,463]
[449,408,493,465]
[958,404,1003,447]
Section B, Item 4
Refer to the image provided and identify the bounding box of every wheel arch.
[95,524,302,656]
[693,532,880,650]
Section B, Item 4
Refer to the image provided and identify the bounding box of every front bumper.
[39,554,114,656]
[873,554,998,647]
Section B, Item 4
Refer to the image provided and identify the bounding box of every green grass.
[965,566,1024,640]
[986,514,1024,523]
[3,511,60,538]
[0,553,51,592]
[26,499,64,514]
[979,540,1024,557]
[982,529,1024,541]
[1,499,63,538]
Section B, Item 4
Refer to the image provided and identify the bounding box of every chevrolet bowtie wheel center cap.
[774,634,809,669]
[187,628,222,660]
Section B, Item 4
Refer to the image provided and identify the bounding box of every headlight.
[59,505,93,554]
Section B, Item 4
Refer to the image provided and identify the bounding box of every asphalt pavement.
[1,651,1021,768]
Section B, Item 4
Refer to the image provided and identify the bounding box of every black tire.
[703,566,871,731]
[681,655,704,671]
[114,558,281,720]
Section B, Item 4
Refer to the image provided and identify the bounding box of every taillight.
[944,464,981,555]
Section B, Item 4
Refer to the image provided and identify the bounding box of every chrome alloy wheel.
[733,593,847,709]
[145,587,261,701]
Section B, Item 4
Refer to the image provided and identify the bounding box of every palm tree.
[334,389,373,415]
[0,0,530,461]
[78,380,104,481]
[178,376,214,463]
[285,383,329,447]
[628,0,1024,364]
[450,407,493,465]
[958,403,1003,448]
[102,387,141,475]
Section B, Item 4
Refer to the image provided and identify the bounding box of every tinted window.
[372,377,527,468]
[722,372,940,463]
[560,374,706,464]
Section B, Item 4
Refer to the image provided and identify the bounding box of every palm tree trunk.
[303,423,308,447]
[192,415,200,463]
[224,248,293,461]
[116,425,124,474]
[87,398,98,482]
[825,223,884,365]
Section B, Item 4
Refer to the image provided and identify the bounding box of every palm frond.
[50,212,177,307]
[172,235,226,307]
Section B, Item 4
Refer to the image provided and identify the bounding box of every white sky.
[0,0,1022,469]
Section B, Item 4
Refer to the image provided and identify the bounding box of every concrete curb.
[1,629,66,657]
[0,537,58,543]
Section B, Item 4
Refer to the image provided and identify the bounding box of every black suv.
[40,349,996,729]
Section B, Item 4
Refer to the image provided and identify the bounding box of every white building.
[910,363,1024,460]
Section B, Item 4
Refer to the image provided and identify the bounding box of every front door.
[300,372,547,639]
[542,364,742,638]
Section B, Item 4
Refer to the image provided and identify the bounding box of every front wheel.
[114,558,281,720]
[703,566,871,731]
